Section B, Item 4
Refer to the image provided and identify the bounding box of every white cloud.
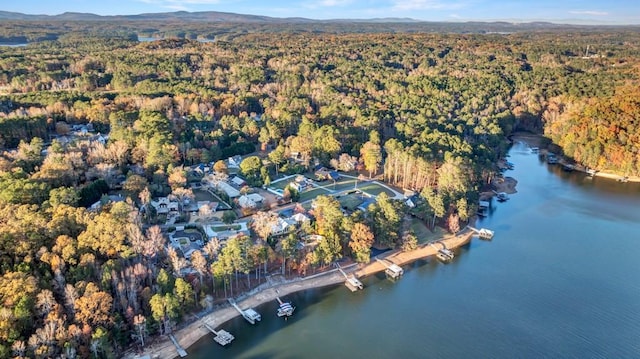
[569,10,609,16]
[392,0,465,11]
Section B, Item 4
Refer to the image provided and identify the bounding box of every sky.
[3,0,640,24]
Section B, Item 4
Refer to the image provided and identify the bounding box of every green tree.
[240,156,263,186]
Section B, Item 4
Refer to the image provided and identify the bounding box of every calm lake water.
[188,140,640,358]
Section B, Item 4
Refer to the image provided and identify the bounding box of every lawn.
[409,218,446,243]
[357,183,396,197]
[212,224,241,231]
[299,187,332,202]
[337,194,364,210]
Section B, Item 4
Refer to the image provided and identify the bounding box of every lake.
[188,140,640,358]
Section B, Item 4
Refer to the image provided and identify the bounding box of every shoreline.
[125,229,475,359]
[511,132,640,183]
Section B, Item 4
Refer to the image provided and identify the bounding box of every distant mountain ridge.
[0,10,412,23]
[0,10,612,26]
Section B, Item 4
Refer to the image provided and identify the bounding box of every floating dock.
[469,226,495,240]
[228,299,261,325]
[375,257,404,279]
[168,334,187,357]
[276,297,295,317]
[203,322,235,346]
[336,263,363,291]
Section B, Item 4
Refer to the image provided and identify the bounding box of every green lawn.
[409,218,445,243]
[299,187,332,202]
[338,194,364,210]
[212,224,241,231]
[357,183,396,197]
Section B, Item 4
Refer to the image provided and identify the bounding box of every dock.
[202,321,235,346]
[276,297,295,317]
[430,243,454,262]
[375,257,404,279]
[228,299,261,325]
[168,334,187,357]
[335,263,363,291]
[469,226,495,240]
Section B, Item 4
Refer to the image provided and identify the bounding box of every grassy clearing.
[299,187,332,202]
[357,183,396,197]
[338,194,364,210]
[409,218,445,243]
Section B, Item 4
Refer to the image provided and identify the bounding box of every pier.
[375,257,404,279]
[168,334,187,357]
[469,226,495,240]
[276,297,295,317]
[335,263,363,291]
[228,299,261,325]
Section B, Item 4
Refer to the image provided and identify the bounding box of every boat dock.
[336,263,363,291]
[375,257,404,279]
[276,297,295,317]
[203,322,235,346]
[469,226,495,240]
[168,334,187,357]
[430,243,454,262]
[228,299,261,325]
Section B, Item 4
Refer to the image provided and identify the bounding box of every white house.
[150,197,179,214]
[271,218,296,236]
[290,212,310,223]
[238,193,265,209]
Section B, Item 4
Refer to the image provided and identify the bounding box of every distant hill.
[0,10,608,26]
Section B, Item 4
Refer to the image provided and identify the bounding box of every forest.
[1,21,640,358]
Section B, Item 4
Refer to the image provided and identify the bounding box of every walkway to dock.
[335,263,363,291]
[168,334,187,358]
[228,298,261,324]
[468,226,495,239]
[374,257,404,279]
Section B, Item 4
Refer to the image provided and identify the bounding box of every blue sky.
[4,0,640,24]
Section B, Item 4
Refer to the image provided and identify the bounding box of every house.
[290,213,310,223]
[357,198,376,212]
[150,197,180,215]
[315,167,331,181]
[193,163,209,175]
[89,194,125,212]
[230,176,247,187]
[315,167,340,181]
[405,194,419,208]
[271,217,296,236]
[216,182,241,198]
[289,181,307,192]
[227,155,243,168]
[238,193,265,209]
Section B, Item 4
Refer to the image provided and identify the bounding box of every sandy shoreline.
[125,229,475,359]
